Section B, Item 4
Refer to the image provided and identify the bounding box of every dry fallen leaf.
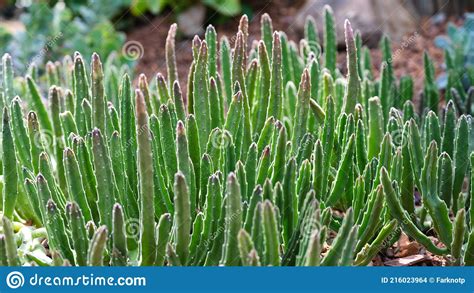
[395,233,421,257]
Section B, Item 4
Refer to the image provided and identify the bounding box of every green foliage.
[435,13,474,111]
[435,13,474,76]
[129,0,241,17]
[2,2,127,72]
[0,9,473,267]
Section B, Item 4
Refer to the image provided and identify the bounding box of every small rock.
[294,0,419,46]
[177,4,206,38]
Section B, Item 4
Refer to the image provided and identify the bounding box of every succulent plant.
[0,8,473,267]
[434,13,474,114]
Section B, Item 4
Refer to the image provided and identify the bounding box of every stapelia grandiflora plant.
[0,6,473,267]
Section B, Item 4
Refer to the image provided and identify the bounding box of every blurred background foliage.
[0,0,242,73]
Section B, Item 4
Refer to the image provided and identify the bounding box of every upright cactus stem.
[205,25,218,81]
[267,32,283,121]
[73,53,89,123]
[324,5,337,77]
[452,115,469,211]
[238,229,257,266]
[112,203,128,266]
[261,13,273,58]
[325,134,355,206]
[176,120,195,214]
[156,213,172,266]
[87,225,108,266]
[64,148,93,222]
[262,200,280,266]
[305,16,319,55]
[120,74,138,200]
[193,41,211,151]
[342,20,360,114]
[138,74,154,114]
[451,209,465,266]
[222,173,243,266]
[91,53,106,132]
[26,76,53,135]
[66,202,89,266]
[45,198,75,264]
[367,97,384,160]
[91,128,115,231]
[2,53,14,104]
[292,69,311,148]
[11,97,32,170]
[2,107,18,219]
[174,172,191,265]
[2,217,19,266]
[239,15,249,68]
[136,89,156,266]
[166,23,179,90]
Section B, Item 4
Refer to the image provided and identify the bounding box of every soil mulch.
[126,0,304,91]
[127,0,452,99]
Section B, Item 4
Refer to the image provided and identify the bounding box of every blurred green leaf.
[203,0,241,16]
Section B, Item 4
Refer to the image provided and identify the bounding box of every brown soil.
[127,0,305,90]
[127,0,454,100]
[358,16,450,98]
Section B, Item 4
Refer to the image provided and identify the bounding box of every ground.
[126,0,452,102]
